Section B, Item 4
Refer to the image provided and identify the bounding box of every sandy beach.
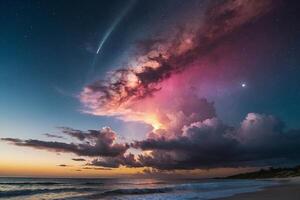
[221,178,300,200]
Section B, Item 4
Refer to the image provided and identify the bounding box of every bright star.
[241,83,247,88]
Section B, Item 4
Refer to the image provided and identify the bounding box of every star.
[241,83,247,88]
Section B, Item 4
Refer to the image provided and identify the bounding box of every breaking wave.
[0,187,96,198]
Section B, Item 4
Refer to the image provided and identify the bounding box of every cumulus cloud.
[2,127,128,157]
[134,118,239,169]
[133,113,300,170]
[91,153,141,168]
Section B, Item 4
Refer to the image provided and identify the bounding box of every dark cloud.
[134,118,239,170]
[1,138,22,143]
[82,167,112,171]
[44,133,64,139]
[57,164,68,167]
[133,113,300,170]
[58,127,99,141]
[72,158,86,162]
[91,153,141,168]
[2,127,128,157]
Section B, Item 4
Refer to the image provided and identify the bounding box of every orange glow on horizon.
[0,160,145,178]
[0,143,144,178]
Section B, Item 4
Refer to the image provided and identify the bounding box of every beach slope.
[221,179,300,200]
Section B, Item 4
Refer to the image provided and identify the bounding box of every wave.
[102,187,173,195]
[81,182,104,185]
[173,180,276,191]
[116,181,167,186]
[60,187,173,200]
[0,187,96,198]
[0,181,62,185]
[100,180,274,196]
[26,180,278,200]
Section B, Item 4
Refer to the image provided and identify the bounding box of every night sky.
[1,0,300,177]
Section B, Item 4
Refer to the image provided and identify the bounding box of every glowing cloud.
[80,0,277,128]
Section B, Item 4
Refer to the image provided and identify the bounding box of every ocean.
[0,177,278,200]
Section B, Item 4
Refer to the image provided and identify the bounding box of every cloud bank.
[2,127,128,157]
[3,109,300,170]
[133,113,300,170]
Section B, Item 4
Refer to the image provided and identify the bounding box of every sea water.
[0,177,278,200]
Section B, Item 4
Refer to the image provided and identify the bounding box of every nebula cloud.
[80,0,277,125]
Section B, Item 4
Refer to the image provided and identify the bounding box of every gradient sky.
[1,0,300,177]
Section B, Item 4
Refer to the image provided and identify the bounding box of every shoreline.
[219,177,300,200]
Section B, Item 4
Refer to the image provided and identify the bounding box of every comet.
[96,0,136,54]
[85,0,136,83]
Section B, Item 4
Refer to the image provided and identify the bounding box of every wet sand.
[220,178,300,200]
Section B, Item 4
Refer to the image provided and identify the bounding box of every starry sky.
[1,0,300,177]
